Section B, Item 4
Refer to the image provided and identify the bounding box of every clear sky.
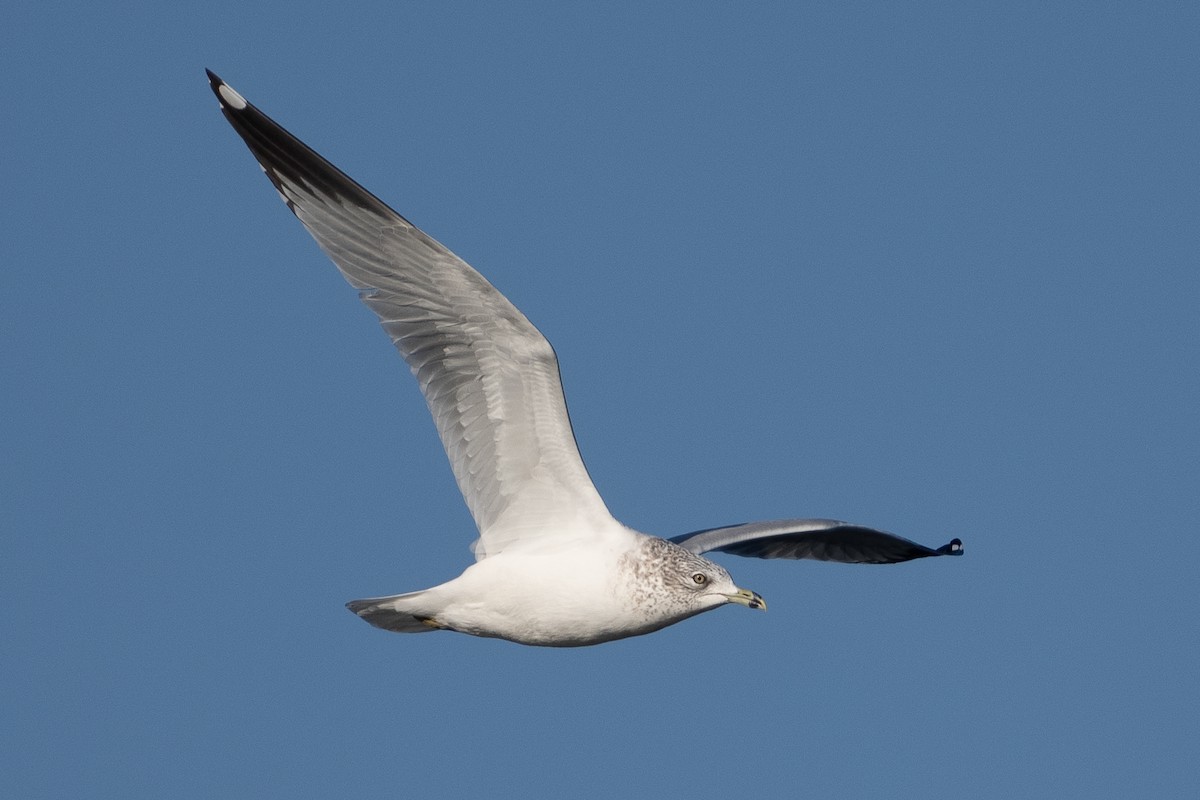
[3,2,1197,797]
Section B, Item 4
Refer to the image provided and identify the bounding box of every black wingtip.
[205,69,249,112]
[936,538,964,556]
[205,69,222,94]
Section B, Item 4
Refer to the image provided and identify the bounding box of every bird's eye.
[692,573,708,585]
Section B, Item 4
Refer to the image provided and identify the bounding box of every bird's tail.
[346,590,442,634]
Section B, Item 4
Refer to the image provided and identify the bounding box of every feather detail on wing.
[208,72,614,557]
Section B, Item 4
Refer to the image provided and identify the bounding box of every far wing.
[208,71,614,557]
[671,519,962,564]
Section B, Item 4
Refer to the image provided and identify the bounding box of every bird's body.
[365,535,725,647]
[349,523,758,647]
[208,70,960,647]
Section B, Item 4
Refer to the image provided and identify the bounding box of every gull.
[207,71,962,647]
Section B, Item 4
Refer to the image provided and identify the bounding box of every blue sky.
[3,2,1197,797]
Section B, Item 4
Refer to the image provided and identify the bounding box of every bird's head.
[626,538,766,617]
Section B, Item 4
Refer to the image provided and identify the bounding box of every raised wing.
[208,71,614,557]
[671,519,962,564]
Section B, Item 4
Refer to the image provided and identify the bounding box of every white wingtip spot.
[217,82,248,110]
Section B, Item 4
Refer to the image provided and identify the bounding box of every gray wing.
[208,72,614,558]
[671,519,963,564]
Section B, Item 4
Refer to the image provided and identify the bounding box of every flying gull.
[207,71,962,647]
